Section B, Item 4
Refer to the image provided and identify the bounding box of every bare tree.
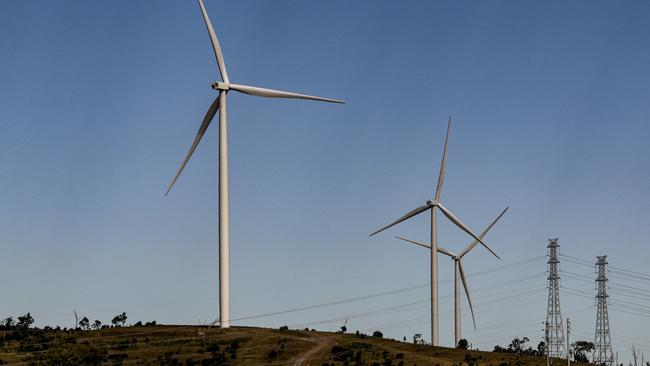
[632,345,639,366]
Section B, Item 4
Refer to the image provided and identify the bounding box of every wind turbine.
[165,0,344,329]
[369,117,498,345]
[395,206,508,346]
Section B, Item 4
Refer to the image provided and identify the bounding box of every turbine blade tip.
[324,98,345,104]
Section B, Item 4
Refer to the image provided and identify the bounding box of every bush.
[2,317,14,329]
[331,345,354,361]
[372,331,383,338]
[206,343,220,352]
[29,342,107,365]
[16,313,34,329]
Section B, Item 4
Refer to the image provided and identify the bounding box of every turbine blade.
[198,0,229,83]
[436,245,456,258]
[394,236,458,258]
[369,204,431,236]
[229,83,344,104]
[458,260,476,330]
[165,95,221,196]
[458,207,509,259]
[436,203,491,253]
[434,116,451,201]
[395,236,431,250]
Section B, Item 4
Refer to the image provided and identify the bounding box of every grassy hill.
[0,325,589,366]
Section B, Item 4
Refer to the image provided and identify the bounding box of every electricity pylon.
[545,238,565,358]
[593,255,614,366]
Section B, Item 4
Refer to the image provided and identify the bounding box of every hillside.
[0,325,589,366]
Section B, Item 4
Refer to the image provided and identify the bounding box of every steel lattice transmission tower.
[545,238,565,358]
[593,256,614,366]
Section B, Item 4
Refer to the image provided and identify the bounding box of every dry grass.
[0,325,591,365]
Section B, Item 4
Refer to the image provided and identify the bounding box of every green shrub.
[331,345,354,361]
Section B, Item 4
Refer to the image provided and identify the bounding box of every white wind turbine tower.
[395,206,508,346]
[165,0,344,328]
[369,117,500,345]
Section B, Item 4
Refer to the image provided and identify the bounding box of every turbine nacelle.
[211,81,230,91]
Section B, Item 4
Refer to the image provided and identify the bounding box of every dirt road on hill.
[290,336,335,366]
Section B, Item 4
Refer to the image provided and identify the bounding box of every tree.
[493,345,507,353]
[458,339,469,349]
[538,341,547,356]
[508,337,530,354]
[2,317,14,329]
[111,312,127,327]
[92,320,102,330]
[572,341,594,363]
[16,313,34,329]
[413,334,422,344]
[79,317,90,331]
[372,331,383,338]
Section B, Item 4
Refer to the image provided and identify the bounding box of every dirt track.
[290,336,334,366]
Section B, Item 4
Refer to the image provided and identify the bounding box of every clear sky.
[1,0,649,363]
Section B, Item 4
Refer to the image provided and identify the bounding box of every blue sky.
[1,0,649,362]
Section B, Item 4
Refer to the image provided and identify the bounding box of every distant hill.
[0,325,589,365]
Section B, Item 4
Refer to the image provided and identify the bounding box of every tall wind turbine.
[369,117,496,345]
[165,0,344,329]
[395,206,508,346]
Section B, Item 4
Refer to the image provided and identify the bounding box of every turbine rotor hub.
[211,81,230,91]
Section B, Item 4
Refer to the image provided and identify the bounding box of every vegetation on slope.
[0,314,593,366]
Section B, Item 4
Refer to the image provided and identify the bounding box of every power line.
[561,254,650,282]
[290,282,547,330]
[225,255,546,323]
